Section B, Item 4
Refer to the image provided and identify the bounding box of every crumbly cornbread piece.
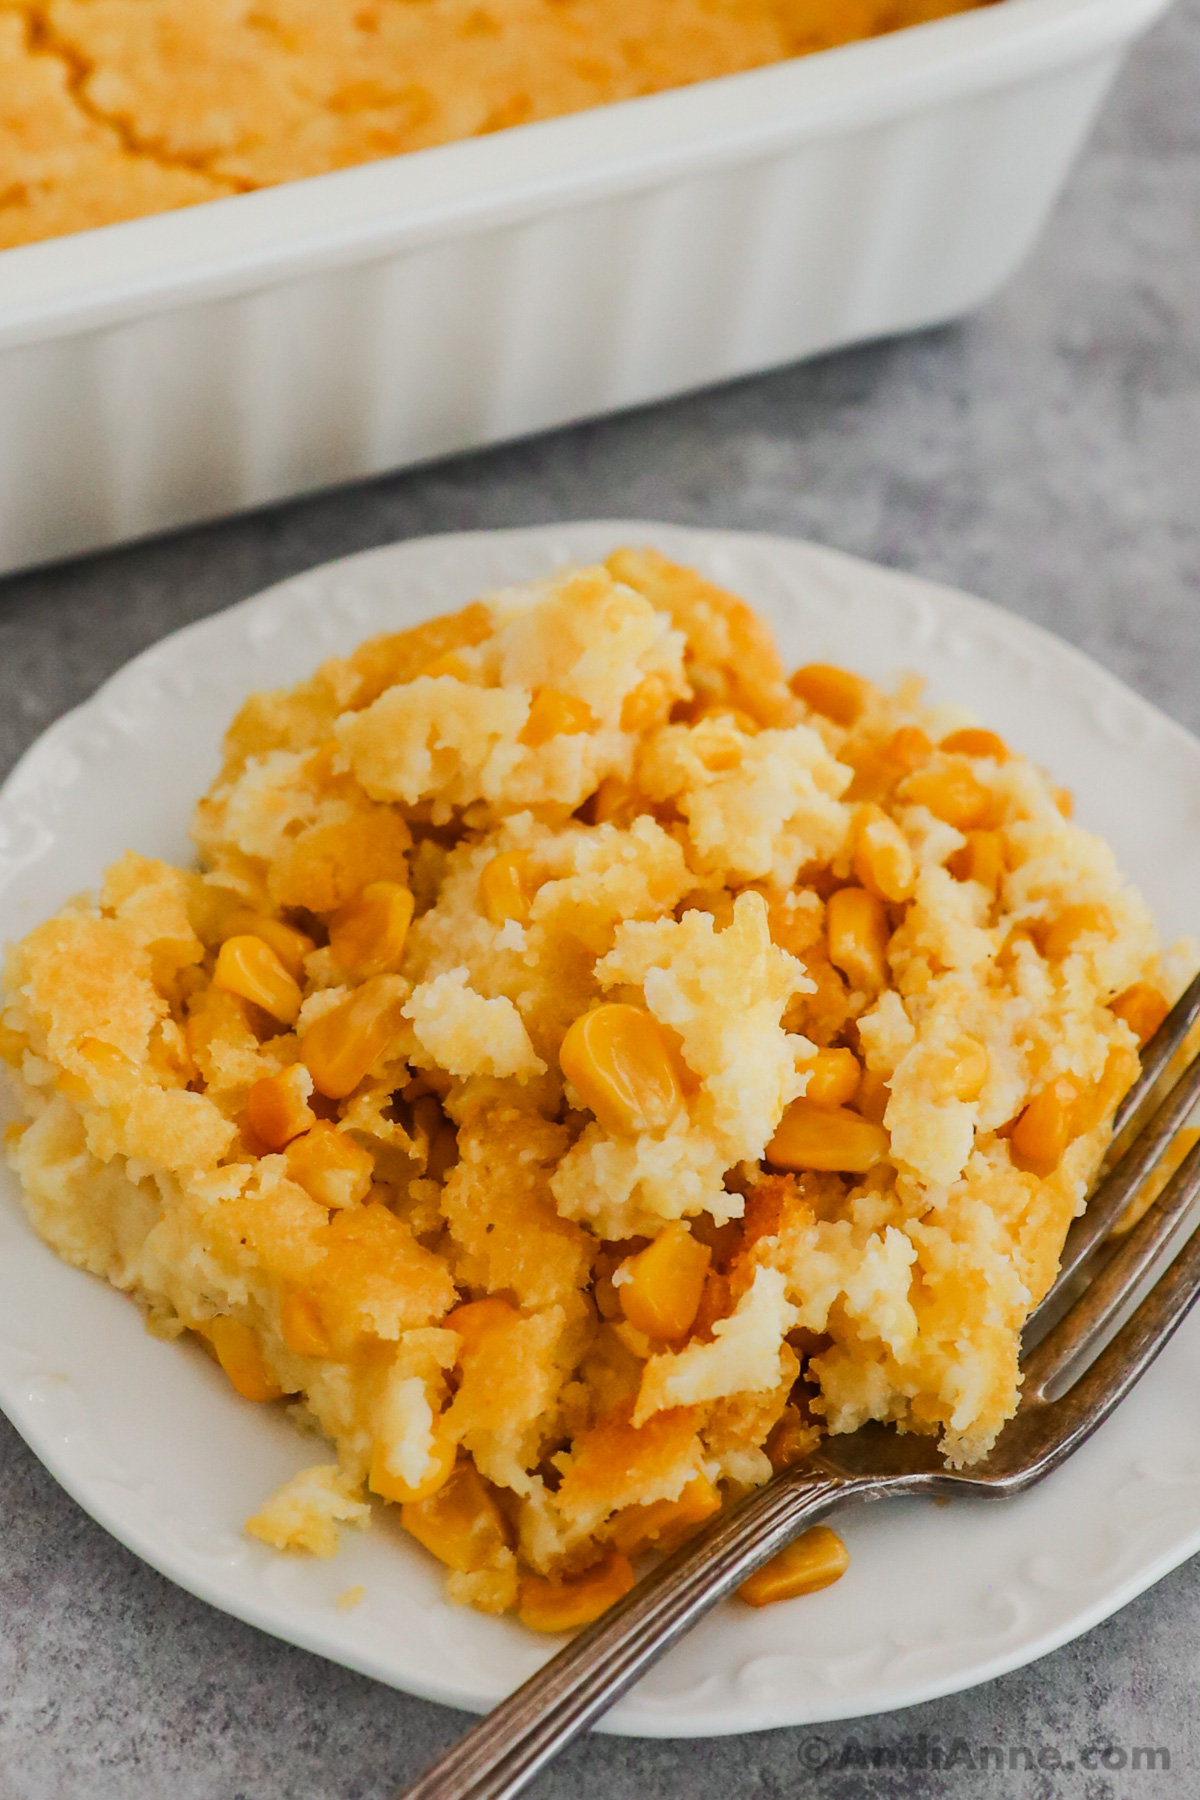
[245,1463,371,1557]
[2,548,1186,1620]
[4,0,994,250]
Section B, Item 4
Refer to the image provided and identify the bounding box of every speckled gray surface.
[1,6,1199,1796]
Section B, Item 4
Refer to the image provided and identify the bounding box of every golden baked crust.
[3,0,994,251]
[0,7,231,251]
[2,549,1181,1621]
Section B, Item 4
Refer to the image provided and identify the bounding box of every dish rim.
[0,0,1170,348]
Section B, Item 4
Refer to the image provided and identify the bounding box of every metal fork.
[397,970,1200,1800]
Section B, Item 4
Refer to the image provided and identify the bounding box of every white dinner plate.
[2,522,1199,1736]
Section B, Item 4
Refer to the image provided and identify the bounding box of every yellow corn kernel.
[882,726,933,772]
[788,663,872,727]
[445,1297,520,1356]
[401,1460,512,1573]
[801,1047,861,1109]
[1010,1083,1072,1178]
[213,935,302,1025]
[766,1099,890,1174]
[279,1289,333,1359]
[902,762,993,831]
[620,673,673,733]
[518,1547,637,1634]
[588,776,638,827]
[1054,786,1074,818]
[206,1317,286,1403]
[738,1526,849,1607]
[608,1475,722,1559]
[694,729,744,773]
[559,1003,686,1137]
[849,725,933,801]
[943,1037,989,1103]
[617,1221,712,1342]
[224,912,314,981]
[1072,1045,1134,1140]
[190,1320,219,1364]
[302,976,409,1098]
[854,1068,891,1126]
[520,688,595,747]
[285,1122,374,1209]
[948,829,1006,894]
[1109,981,1170,1048]
[338,603,491,706]
[246,1066,316,1151]
[826,886,890,993]
[328,881,413,980]
[1039,904,1110,962]
[370,1422,457,1506]
[852,805,915,904]
[478,851,532,926]
[939,727,1010,762]
[421,650,471,681]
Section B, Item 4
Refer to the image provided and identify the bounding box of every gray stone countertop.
[1,4,1198,1795]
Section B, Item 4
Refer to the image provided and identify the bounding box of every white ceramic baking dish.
[0,0,1171,578]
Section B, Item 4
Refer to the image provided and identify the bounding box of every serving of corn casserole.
[0,548,1180,1631]
[1,0,997,252]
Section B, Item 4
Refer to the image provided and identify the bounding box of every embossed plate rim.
[1,521,1199,1735]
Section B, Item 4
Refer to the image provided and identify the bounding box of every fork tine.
[1008,1205,1200,1488]
[1022,1134,1200,1401]
[1024,1031,1200,1341]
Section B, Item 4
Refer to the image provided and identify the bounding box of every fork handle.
[397,1468,874,1800]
